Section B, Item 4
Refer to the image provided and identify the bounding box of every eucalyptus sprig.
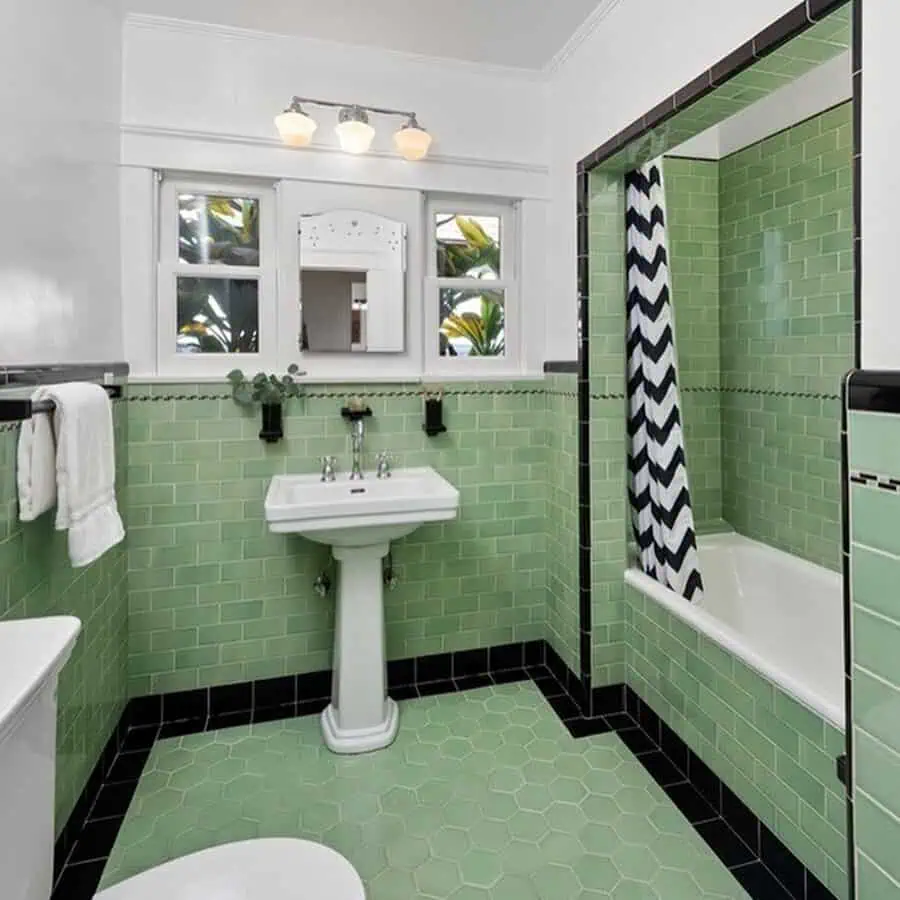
[227,364,305,406]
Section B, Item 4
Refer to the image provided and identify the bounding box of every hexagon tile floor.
[98,683,749,899]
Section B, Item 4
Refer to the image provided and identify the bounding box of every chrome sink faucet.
[349,419,365,480]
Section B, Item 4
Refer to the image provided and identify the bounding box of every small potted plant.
[227,364,305,443]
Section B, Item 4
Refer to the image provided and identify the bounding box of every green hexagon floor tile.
[99,684,749,899]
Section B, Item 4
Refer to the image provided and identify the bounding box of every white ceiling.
[121,0,604,69]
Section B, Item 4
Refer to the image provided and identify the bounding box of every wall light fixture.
[275,97,433,161]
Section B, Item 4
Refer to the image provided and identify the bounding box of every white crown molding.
[544,0,627,74]
[120,123,550,178]
[123,13,549,83]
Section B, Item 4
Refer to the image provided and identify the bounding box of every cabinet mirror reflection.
[299,210,407,354]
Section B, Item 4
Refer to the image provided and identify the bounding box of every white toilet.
[0,615,365,900]
[94,838,366,900]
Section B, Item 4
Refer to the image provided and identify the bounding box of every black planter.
[259,403,283,443]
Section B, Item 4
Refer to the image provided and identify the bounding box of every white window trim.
[424,196,522,377]
[156,176,277,376]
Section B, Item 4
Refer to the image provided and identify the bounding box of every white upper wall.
[122,15,550,196]
[0,0,122,365]
[673,51,851,160]
[119,0,600,69]
[545,0,813,361]
[861,0,898,369]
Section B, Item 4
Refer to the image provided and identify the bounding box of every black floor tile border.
[51,641,837,900]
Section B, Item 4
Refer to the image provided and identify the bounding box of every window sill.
[127,371,546,386]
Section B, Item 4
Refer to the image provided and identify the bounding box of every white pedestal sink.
[265,467,459,753]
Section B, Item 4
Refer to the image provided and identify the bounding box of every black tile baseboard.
[623,687,839,900]
[52,645,836,900]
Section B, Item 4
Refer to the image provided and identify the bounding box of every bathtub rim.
[624,534,845,732]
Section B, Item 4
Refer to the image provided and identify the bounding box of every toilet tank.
[0,617,81,900]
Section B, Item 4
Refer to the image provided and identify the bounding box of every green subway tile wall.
[545,374,579,674]
[664,157,725,533]
[624,583,848,898]
[0,403,129,831]
[848,408,900,898]
[589,170,628,686]
[126,382,547,696]
[719,102,853,571]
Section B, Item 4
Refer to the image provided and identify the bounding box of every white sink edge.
[268,506,458,534]
[0,615,81,743]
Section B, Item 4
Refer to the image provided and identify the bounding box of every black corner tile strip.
[54,648,837,900]
[808,0,851,20]
[847,370,900,412]
[711,41,756,86]
[542,360,579,374]
[753,4,811,57]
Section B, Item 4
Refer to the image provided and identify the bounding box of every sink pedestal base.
[321,541,399,754]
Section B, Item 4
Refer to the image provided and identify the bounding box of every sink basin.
[265,467,459,547]
[264,466,459,754]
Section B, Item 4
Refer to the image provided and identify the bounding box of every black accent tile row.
[577,0,829,172]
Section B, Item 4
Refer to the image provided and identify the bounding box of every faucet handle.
[321,455,337,482]
[376,451,392,479]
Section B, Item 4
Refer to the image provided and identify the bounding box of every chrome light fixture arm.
[276,97,433,160]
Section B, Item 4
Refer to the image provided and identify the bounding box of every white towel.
[17,391,57,521]
[18,382,125,567]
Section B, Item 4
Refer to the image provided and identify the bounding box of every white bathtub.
[625,532,844,729]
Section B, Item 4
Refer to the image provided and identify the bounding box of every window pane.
[178,194,260,266]
[435,213,500,279]
[439,288,505,358]
[176,277,259,354]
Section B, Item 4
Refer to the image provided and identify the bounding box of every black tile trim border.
[849,471,900,492]
[622,687,840,900]
[543,360,579,374]
[575,0,850,173]
[846,369,900,413]
[53,642,835,900]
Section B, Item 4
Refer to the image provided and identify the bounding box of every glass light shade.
[335,119,376,154]
[394,124,432,161]
[275,110,317,147]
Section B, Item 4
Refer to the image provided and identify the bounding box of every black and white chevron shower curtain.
[625,159,703,602]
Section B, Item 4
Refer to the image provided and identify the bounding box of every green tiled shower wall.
[718,102,853,570]
[664,157,725,533]
[588,171,628,686]
[848,408,900,897]
[0,404,129,831]
[545,374,579,674]
[624,584,848,897]
[126,382,548,696]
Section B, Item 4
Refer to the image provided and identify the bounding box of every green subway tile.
[856,792,900,886]
[851,486,900,556]
[849,411,900,478]
[854,669,900,754]
[856,730,900,822]
[858,853,900,899]
[854,607,900,691]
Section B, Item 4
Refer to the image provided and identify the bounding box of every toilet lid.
[94,838,366,900]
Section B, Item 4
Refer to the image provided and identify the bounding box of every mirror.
[299,210,407,353]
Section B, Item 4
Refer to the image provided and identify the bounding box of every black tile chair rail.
[52,641,838,900]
